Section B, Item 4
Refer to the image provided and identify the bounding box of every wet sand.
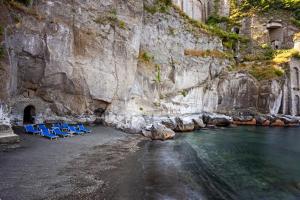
[0,126,144,200]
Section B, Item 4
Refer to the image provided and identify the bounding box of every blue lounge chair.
[61,123,70,131]
[38,124,48,130]
[52,127,70,138]
[24,125,41,134]
[40,128,58,140]
[77,124,91,133]
[52,123,61,128]
[68,125,84,135]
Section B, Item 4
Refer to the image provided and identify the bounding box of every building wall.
[289,58,300,116]
[172,0,210,22]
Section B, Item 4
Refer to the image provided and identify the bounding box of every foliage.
[294,32,300,41]
[238,0,300,20]
[144,0,172,14]
[94,9,127,29]
[272,49,300,64]
[239,0,300,11]
[184,49,233,59]
[249,64,285,80]
[7,0,40,18]
[138,51,154,63]
[206,15,231,26]
[155,64,161,84]
[15,0,33,6]
[180,90,187,97]
[172,5,248,45]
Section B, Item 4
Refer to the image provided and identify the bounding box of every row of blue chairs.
[24,123,91,140]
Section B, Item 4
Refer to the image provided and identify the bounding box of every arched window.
[294,67,300,88]
[23,105,36,124]
[296,95,300,116]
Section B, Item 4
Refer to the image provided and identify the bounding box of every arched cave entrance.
[296,95,300,116]
[23,105,36,124]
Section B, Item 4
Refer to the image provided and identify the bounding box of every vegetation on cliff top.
[230,0,300,26]
[230,47,300,80]
[184,49,234,59]
[145,0,247,45]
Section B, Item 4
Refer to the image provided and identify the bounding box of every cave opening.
[23,105,36,124]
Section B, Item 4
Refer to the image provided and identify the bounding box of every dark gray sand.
[0,126,144,200]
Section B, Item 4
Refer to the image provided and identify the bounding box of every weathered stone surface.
[270,119,285,127]
[278,116,299,127]
[161,117,177,130]
[0,105,19,144]
[233,116,256,125]
[142,123,175,140]
[217,72,259,113]
[203,113,232,126]
[0,1,299,134]
[175,116,195,132]
[256,115,268,126]
[193,117,206,129]
[258,80,283,115]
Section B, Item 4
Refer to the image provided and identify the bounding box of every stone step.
[0,129,20,144]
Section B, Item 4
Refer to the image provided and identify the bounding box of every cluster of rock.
[0,104,19,144]
[105,112,300,141]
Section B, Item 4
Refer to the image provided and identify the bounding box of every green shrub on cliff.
[138,51,154,64]
[94,9,127,29]
[249,65,285,80]
[145,0,172,14]
[16,0,33,6]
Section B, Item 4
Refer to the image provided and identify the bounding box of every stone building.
[279,38,300,116]
[281,38,300,116]
[241,16,298,51]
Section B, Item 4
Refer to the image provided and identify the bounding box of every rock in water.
[142,124,175,141]
[175,116,195,132]
[202,113,232,127]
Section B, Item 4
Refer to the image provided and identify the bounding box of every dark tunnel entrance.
[23,105,36,124]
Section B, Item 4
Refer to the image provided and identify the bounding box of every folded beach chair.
[67,125,84,135]
[77,124,91,133]
[52,127,70,138]
[40,128,58,140]
[24,125,41,134]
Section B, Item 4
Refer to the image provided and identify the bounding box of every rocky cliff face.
[0,0,294,131]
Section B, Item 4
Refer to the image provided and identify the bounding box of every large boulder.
[233,115,256,125]
[193,117,206,129]
[278,115,299,127]
[175,116,195,132]
[142,123,175,140]
[202,113,232,126]
[256,115,270,126]
[161,117,177,130]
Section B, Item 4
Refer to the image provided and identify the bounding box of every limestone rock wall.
[0,1,295,127]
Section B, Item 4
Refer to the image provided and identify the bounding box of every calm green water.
[107,126,300,200]
[181,126,300,199]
